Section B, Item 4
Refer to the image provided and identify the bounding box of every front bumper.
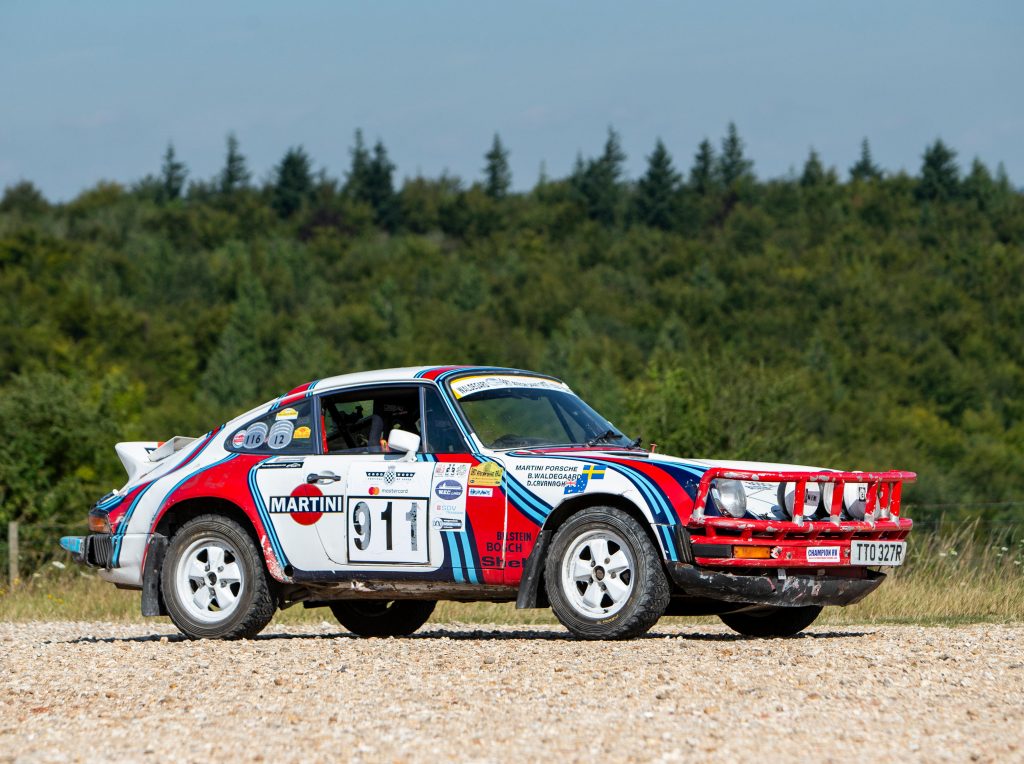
[60,534,116,568]
[667,562,885,608]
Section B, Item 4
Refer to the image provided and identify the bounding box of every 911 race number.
[347,497,429,564]
[850,541,906,566]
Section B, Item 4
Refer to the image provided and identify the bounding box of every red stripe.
[598,457,695,524]
[286,381,313,396]
[420,366,467,381]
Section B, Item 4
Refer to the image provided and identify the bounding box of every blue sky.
[1,1,1021,200]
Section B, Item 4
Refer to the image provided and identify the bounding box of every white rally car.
[62,366,915,640]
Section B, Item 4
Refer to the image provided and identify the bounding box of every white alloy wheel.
[174,536,244,624]
[560,529,636,618]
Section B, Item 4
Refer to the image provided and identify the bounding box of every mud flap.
[141,534,168,617]
[515,529,552,609]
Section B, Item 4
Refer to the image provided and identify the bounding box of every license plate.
[850,540,906,566]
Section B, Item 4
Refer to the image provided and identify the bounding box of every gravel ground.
[1,621,1022,763]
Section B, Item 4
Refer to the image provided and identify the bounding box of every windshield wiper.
[585,429,626,447]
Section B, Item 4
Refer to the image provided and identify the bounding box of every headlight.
[843,483,868,519]
[777,482,822,519]
[712,479,747,518]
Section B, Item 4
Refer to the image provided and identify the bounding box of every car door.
[308,384,455,575]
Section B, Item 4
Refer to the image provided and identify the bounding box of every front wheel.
[545,506,670,640]
[329,600,436,637]
[161,514,276,640]
[719,605,822,637]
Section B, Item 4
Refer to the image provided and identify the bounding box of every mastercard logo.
[368,486,380,496]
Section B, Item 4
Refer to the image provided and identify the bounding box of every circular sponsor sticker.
[267,420,294,450]
[435,479,463,501]
[232,430,247,448]
[243,422,268,449]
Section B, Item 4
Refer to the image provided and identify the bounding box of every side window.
[320,387,421,454]
[422,386,468,454]
[228,399,315,454]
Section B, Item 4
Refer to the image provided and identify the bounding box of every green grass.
[3,525,1022,628]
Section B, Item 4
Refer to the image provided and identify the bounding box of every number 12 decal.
[348,497,429,564]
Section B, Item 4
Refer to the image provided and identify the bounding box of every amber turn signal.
[733,545,771,559]
[89,515,111,534]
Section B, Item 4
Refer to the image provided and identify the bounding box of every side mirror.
[387,429,420,460]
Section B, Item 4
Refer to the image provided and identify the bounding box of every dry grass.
[2,525,1021,627]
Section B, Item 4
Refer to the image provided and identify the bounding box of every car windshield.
[456,387,635,450]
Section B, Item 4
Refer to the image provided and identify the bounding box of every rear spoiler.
[115,436,198,483]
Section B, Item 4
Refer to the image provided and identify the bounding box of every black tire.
[161,514,276,640]
[329,600,436,637]
[544,506,670,640]
[719,605,823,637]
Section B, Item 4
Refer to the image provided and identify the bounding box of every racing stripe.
[247,463,288,567]
[149,453,239,534]
[445,531,465,582]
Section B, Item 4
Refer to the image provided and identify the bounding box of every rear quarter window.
[228,399,315,454]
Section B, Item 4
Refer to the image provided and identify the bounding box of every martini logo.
[269,484,342,526]
[435,479,463,501]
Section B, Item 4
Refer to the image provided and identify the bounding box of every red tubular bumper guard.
[688,468,917,556]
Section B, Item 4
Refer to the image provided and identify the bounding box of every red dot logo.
[289,483,323,526]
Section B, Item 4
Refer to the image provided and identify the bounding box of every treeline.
[1,124,1022,531]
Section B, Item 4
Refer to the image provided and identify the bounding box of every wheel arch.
[151,497,284,580]
[515,492,667,610]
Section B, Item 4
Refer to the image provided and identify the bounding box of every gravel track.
[2,621,1022,763]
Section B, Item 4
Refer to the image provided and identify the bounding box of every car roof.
[294,365,546,397]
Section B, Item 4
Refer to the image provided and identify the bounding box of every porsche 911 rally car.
[61,366,915,640]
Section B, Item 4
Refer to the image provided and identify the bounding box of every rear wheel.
[545,506,670,640]
[161,514,276,640]
[329,600,436,637]
[719,605,822,637]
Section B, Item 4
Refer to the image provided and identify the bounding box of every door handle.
[306,471,341,485]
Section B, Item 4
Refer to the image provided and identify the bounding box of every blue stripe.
[248,465,288,566]
[446,532,465,582]
[150,454,239,533]
[457,529,479,584]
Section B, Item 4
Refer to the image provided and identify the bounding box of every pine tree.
[574,128,626,224]
[272,146,313,218]
[344,129,373,202]
[689,139,716,195]
[962,157,995,209]
[160,143,187,202]
[800,149,826,187]
[366,140,397,229]
[219,133,250,194]
[849,138,881,181]
[634,138,681,230]
[916,139,960,201]
[483,134,512,199]
[716,122,754,187]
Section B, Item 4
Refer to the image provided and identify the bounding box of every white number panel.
[347,497,429,564]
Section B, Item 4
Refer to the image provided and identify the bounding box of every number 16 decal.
[348,497,429,564]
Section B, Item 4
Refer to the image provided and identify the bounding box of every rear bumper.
[60,534,116,568]
[667,562,885,608]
